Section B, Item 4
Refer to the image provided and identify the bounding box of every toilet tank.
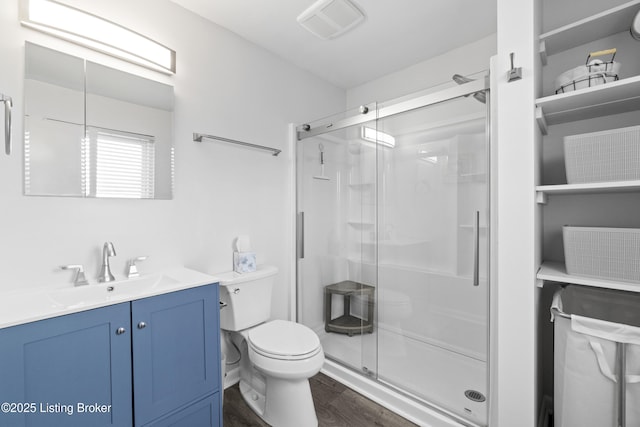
[217,265,278,331]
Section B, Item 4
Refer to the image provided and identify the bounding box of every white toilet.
[217,265,324,427]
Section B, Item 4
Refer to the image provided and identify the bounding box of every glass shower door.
[296,77,490,427]
[374,93,489,425]
[296,105,379,376]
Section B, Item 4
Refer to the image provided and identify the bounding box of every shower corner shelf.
[347,220,375,228]
[324,281,375,336]
[348,182,374,189]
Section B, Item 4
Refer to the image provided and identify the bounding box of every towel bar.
[193,132,281,156]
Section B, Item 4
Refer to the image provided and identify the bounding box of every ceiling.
[169,0,497,89]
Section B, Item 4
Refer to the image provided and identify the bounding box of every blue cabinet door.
[132,284,220,426]
[0,303,132,427]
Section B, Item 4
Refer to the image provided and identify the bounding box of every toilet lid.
[248,320,320,358]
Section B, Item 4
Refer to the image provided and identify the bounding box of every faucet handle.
[60,264,89,286]
[127,256,148,278]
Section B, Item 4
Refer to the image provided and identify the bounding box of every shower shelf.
[347,221,375,228]
[459,224,488,229]
[360,238,430,246]
[348,182,374,189]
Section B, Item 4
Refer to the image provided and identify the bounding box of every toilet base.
[239,376,318,427]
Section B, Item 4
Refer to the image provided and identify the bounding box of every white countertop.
[0,267,220,330]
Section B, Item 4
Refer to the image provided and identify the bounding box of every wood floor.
[223,372,419,427]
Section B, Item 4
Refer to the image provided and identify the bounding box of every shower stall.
[295,73,490,427]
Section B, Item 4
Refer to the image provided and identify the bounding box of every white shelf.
[347,221,375,228]
[348,182,374,189]
[537,261,640,293]
[535,180,640,203]
[360,238,429,246]
[539,0,640,63]
[459,224,488,229]
[535,75,640,134]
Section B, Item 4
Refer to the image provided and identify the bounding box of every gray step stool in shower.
[324,281,375,336]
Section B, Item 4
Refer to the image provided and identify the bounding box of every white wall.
[346,34,496,109]
[492,0,540,425]
[0,0,345,321]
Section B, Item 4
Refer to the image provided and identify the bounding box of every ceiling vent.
[297,0,365,40]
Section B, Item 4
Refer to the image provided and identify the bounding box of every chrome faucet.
[98,242,116,282]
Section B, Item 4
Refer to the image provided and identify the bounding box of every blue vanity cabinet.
[143,392,221,427]
[132,284,221,427]
[0,302,133,427]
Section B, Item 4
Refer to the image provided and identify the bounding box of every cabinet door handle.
[116,327,126,335]
[137,322,147,329]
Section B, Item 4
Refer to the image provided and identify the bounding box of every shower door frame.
[297,78,487,140]
[294,74,492,427]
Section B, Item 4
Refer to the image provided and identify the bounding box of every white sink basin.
[49,274,179,308]
[50,283,133,308]
[0,268,217,329]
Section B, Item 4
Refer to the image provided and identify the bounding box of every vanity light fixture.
[20,0,176,74]
[360,126,396,148]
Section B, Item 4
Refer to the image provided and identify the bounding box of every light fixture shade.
[20,0,176,74]
[297,0,365,40]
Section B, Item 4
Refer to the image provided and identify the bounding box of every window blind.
[85,127,155,198]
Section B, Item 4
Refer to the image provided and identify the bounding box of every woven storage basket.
[563,226,640,283]
[564,125,640,184]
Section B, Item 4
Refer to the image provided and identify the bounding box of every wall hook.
[507,52,522,82]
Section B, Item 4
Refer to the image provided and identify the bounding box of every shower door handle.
[298,212,305,259]
[473,211,480,287]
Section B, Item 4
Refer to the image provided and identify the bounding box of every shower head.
[471,91,486,104]
[452,74,486,104]
[452,74,473,85]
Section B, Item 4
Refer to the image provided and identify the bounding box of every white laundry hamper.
[551,286,640,427]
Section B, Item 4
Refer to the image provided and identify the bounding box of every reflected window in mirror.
[86,127,156,199]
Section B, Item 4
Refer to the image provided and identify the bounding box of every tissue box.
[234,252,256,273]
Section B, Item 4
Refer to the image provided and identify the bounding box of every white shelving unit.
[536,1,640,292]
[535,75,640,134]
[536,0,640,135]
[537,262,640,293]
[535,180,640,204]
[538,0,640,63]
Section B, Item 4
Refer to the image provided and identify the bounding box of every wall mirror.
[23,42,174,199]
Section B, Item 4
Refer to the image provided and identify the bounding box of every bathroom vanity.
[0,269,222,427]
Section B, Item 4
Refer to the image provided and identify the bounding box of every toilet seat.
[248,320,321,360]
